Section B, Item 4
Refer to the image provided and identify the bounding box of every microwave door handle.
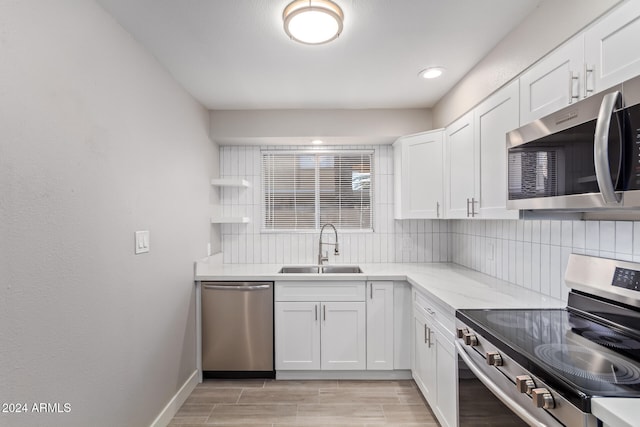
[594,91,622,205]
[455,341,547,427]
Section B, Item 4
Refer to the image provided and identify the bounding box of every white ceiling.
[96,0,542,110]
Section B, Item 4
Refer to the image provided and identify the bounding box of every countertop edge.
[591,397,637,427]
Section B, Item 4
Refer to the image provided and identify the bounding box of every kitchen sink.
[278,265,362,274]
[279,266,320,274]
[321,265,362,274]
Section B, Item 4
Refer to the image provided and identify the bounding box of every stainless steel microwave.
[507,75,640,211]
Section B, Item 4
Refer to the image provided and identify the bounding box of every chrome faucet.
[318,223,339,265]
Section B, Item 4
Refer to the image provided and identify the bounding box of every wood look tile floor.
[168,379,440,426]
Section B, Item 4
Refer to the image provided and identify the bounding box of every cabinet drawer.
[413,290,455,339]
[275,281,366,301]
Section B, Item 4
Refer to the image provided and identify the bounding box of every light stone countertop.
[194,259,566,313]
[591,398,637,427]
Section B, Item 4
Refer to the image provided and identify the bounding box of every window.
[262,150,373,231]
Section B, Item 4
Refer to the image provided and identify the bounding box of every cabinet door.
[412,310,433,401]
[445,111,475,218]
[585,0,640,94]
[519,36,584,125]
[474,80,520,219]
[366,281,394,370]
[321,302,366,370]
[394,131,444,219]
[275,302,320,370]
[434,330,457,427]
[393,282,412,370]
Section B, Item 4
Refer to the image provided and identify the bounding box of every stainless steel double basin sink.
[279,265,362,274]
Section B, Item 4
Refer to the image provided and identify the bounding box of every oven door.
[456,341,546,427]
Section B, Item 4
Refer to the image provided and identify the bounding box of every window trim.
[261,149,375,233]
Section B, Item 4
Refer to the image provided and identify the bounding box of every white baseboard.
[276,370,412,380]
[149,369,199,427]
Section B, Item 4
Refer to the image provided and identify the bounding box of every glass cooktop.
[457,308,640,399]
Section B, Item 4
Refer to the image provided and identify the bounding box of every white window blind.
[262,151,373,231]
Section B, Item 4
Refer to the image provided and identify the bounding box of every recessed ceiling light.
[311,139,324,145]
[283,0,344,45]
[419,67,445,79]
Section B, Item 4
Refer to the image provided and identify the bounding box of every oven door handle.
[455,341,547,427]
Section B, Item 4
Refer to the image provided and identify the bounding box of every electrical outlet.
[135,230,150,254]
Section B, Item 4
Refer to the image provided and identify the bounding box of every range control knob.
[456,328,469,338]
[463,332,478,346]
[515,375,536,394]
[486,351,503,366]
[532,388,555,409]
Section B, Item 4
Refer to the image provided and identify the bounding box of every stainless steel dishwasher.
[201,281,274,378]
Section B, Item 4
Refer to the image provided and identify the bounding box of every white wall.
[0,1,217,426]
[433,0,620,127]
[451,220,640,302]
[210,109,433,145]
[218,145,450,264]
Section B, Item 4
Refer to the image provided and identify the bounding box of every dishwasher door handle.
[203,284,271,291]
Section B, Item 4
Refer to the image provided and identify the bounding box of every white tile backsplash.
[451,219,640,300]
[219,145,450,265]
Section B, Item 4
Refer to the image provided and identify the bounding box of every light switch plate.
[135,230,150,254]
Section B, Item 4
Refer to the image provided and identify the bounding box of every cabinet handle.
[315,304,318,321]
[323,304,326,321]
[466,198,470,217]
[427,327,433,348]
[424,324,428,344]
[426,307,435,316]
[470,197,478,217]
[569,71,580,104]
[436,202,440,218]
[584,64,594,98]
[370,284,373,299]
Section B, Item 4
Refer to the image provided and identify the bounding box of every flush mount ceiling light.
[283,0,344,45]
[419,67,445,79]
[311,139,324,145]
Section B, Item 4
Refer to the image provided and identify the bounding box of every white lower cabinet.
[275,301,321,370]
[393,282,412,370]
[412,290,457,427]
[276,300,366,370]
[275,282,367,371]
[366,281,394,370]
[321,301,366,370]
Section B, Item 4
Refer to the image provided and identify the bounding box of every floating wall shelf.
[210,178,250,188]
[210,216,250,224]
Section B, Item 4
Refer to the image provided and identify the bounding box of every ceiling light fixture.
[419,67,445,79]
[283,0,344,45]
[311,139,324,145]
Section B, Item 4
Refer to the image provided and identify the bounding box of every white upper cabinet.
[445,112,474,219]
[474,80,520,219]
[520,1,640,126]
[585,0,640,94]
[519,36,584,125]
[393,130,444,219]
[445,82,519,220]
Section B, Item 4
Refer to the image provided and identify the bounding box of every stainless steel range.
[456,254,640,427]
